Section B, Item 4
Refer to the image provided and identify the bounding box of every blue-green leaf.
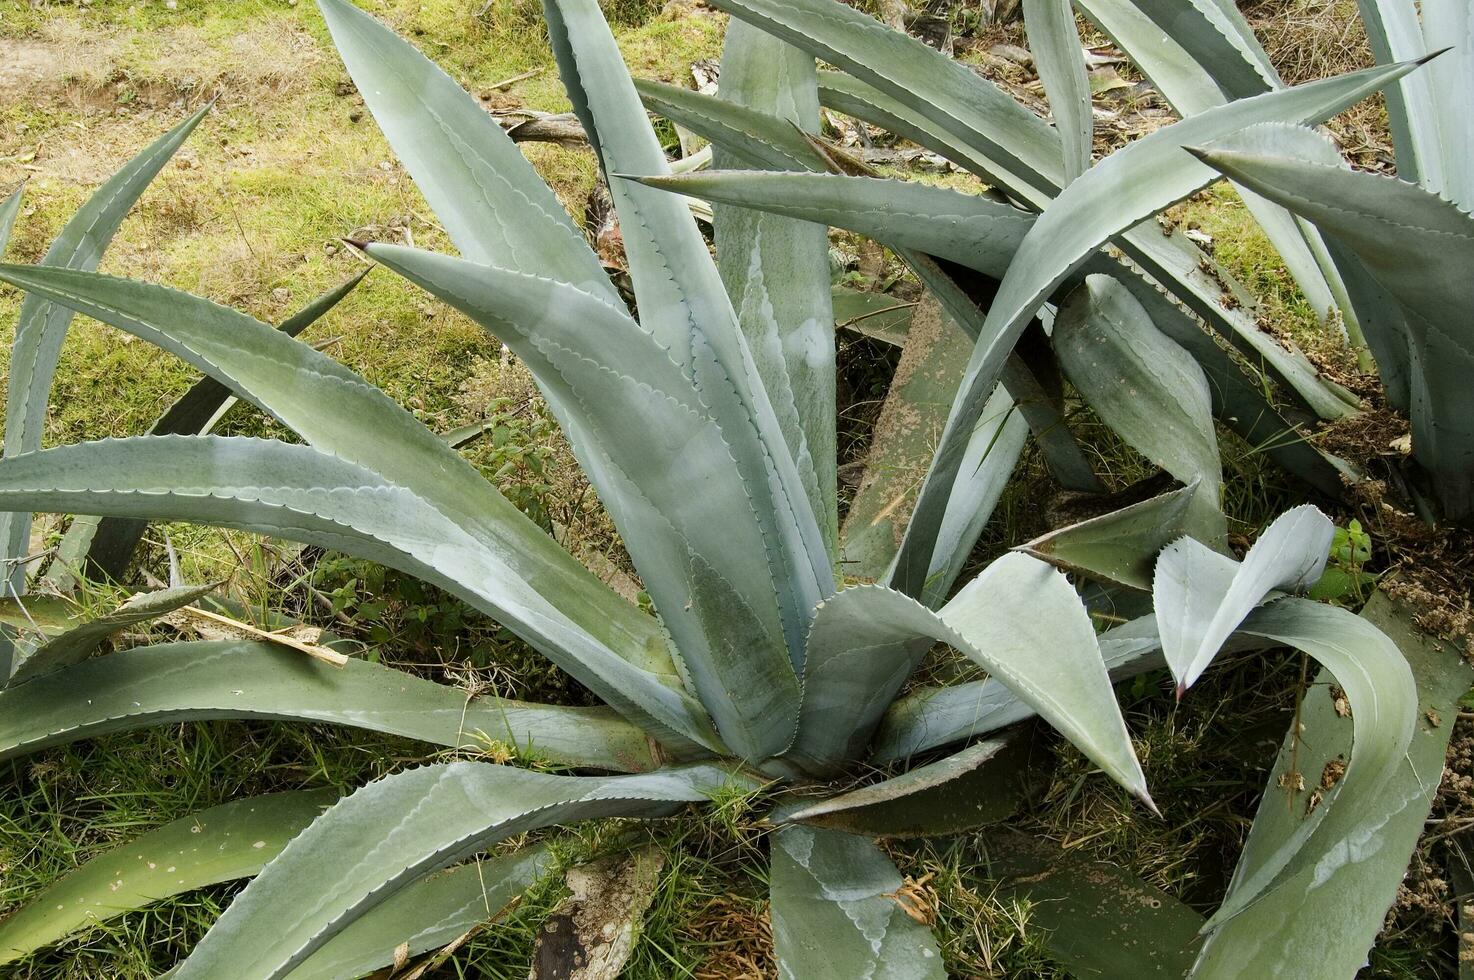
[175,763,745,979]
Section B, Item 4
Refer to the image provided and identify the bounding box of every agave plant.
[649,0,1472,527]
[0,1,1438,977]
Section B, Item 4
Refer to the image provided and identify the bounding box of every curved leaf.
[1191,591,1472,977]
[778,734,1031,838]
[793,555,1150,804]
[1200,597,1417,929]
[174,762,744,979]
[891,59,1416,596]
[1023,0,1092,183]
[284,848,551,980]
[1019,483,1204,591]
[359,243,799,759]
[1,107,208,595]
[1052,275,1225,545]
[769,824,945,980]
[0,435,717,753]
[6,582,216,684]
[0,639,671,773]
[0,266,708,746]
[1191,142,1474,519]
[68,269,370,584]
[0,791,336,965]
[868,613,1280,764]
[710,0,1064,200]
[1155,505,1334,693]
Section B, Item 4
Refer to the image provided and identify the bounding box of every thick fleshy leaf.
[1191,143,1474,520]
[1354,0,1448,194]
[284,848,552,980]
[1052,275,1225,545]
[809,68,1359,425]
[715,22,837,552]
[360,244,799,759]
[639,69,1354,486]
[710,0,1064,200]
[6,582,215,683]
[983,829,1206,976]
[1074,0,1349,335]
[635,170,1036,276]
[547,0,833,662]
[638,176,1078,512]
[904,253,1103,501]
[0,107,207,596]
[868,613,1169,764]
[1155,505,1334,693]
[769,824,945,980]
[318,0,767,672]
[0,436,717,753]
[0,265,709,745]
[1022,0,1092,183]
[174,762,744,980]
[635,77,823,173]
[0,791,336,965]
[1421,0,1472,211]
[0,640,672,773]
[653,174,1346,496]
[316,0,610,295]
[839,296,1022,584]
[793,555,1150,802]
[1191,591,1472,977]
[0,184,21,254]
[66,269,370,585]
[921,385,1032,606]
[891,60,1412,597]
[778,734,1031,838]
[1019,483,1204,591]
[1119,0,1278,99]
[1197,597,1417,930]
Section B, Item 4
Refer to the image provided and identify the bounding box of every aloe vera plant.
[0,1,1434,977]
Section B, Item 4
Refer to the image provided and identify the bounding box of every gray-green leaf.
[174,762,744,980]
[0,639,672,773]
[769,824,945,979]
[0,791,335,966]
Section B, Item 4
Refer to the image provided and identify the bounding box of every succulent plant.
[0,2,1445,977]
